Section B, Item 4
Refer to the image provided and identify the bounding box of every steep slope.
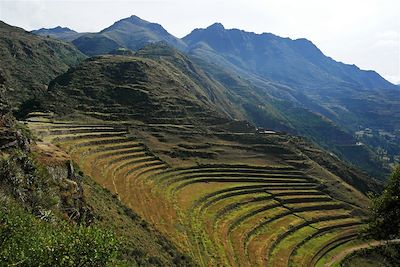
[0,21,85,107]
[184,23,396,92]
[183,23,400,129]
[30,42,388,179]
[31,26,84,41]
[0,112,194,266]
[36,45,243,124]
[28,18,398,174]
[186,54,389,179]
[29,43,382,197]
[184,23,398,177]
[19,40,385,265]
[0,26,195,265]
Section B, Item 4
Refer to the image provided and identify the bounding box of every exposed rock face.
[0,113,30,151]
[33,142,93,224]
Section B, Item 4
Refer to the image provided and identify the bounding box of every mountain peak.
[100,15,155,33]
[110,15,150,27]
[125,15,148,24]
[207,22,225,30]
[96,15,187,52]
[32,26,77,34]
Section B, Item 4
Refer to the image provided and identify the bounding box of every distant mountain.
[32,26,84,41]
[99,15,187,51]
[184,23,396,92]
[0,21,85,108]
[29,17,397,177]
[29,42,387,179]
[184,23,400,127]
[32,15,187,56]
[183,23,399,175]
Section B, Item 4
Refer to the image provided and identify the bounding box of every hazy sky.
[1,0,399,84]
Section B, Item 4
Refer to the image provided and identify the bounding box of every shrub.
[0,205,119,266]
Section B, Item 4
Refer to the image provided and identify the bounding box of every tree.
[366,165,400,240]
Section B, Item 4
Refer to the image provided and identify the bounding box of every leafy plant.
[366,165,400,240]
[0,205,119,266]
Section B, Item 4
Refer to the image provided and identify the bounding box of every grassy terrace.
[27,119,367,266]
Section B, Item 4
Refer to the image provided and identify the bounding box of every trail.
[323,239,400,267]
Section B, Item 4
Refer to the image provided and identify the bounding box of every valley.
[0,9,398,266]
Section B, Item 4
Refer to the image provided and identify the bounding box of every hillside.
[3,17,395,266]
[25,112,376,266]
[0,21,85,108]
[18,42,386,265]
[0,23,195,265]
[31,16,395,178]
[33,44,248,124]
[0,112,194,266]
[184,23,400,171]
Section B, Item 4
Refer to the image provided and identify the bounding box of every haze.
[1,0,399,84]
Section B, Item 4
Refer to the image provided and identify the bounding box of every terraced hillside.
[27,114,372,267]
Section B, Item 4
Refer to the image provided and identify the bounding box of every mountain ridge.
[32,26,85,41]
[1,18,393,266]
[183,22,399,174]
[28,16,397,177]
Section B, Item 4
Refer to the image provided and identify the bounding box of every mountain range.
[1,15,398,266]
[31,15,399,179]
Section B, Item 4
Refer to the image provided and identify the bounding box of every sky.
[1,0,399,84]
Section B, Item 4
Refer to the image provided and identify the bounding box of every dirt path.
[323,239,400,267]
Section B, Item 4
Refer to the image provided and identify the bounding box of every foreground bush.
[0,206,119,266]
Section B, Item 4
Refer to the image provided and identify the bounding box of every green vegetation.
[30,15,398,178]
[24,117,376,266]
[338,165,400,266]
[0,21,85,108]
[2,19,395,266]
[0,113,195,266]
[365,165,400,240]
[0,205,119,266]
[340,245,400,267]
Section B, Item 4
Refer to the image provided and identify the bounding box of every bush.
[365,165,400,240]
[0,206,119,266]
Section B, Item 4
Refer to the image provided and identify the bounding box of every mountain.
[184,23,396,92]
[32,15,188,56]
[0,21,85,108]
[1,19,390,266]
[98,15,187,51]
[29,16,396,177]
[0,26,195,266]
[27,42,387,179]
[184,23,399,176]
[23,44,383,266]
[36,44,242,124]
[31,26,84,41]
